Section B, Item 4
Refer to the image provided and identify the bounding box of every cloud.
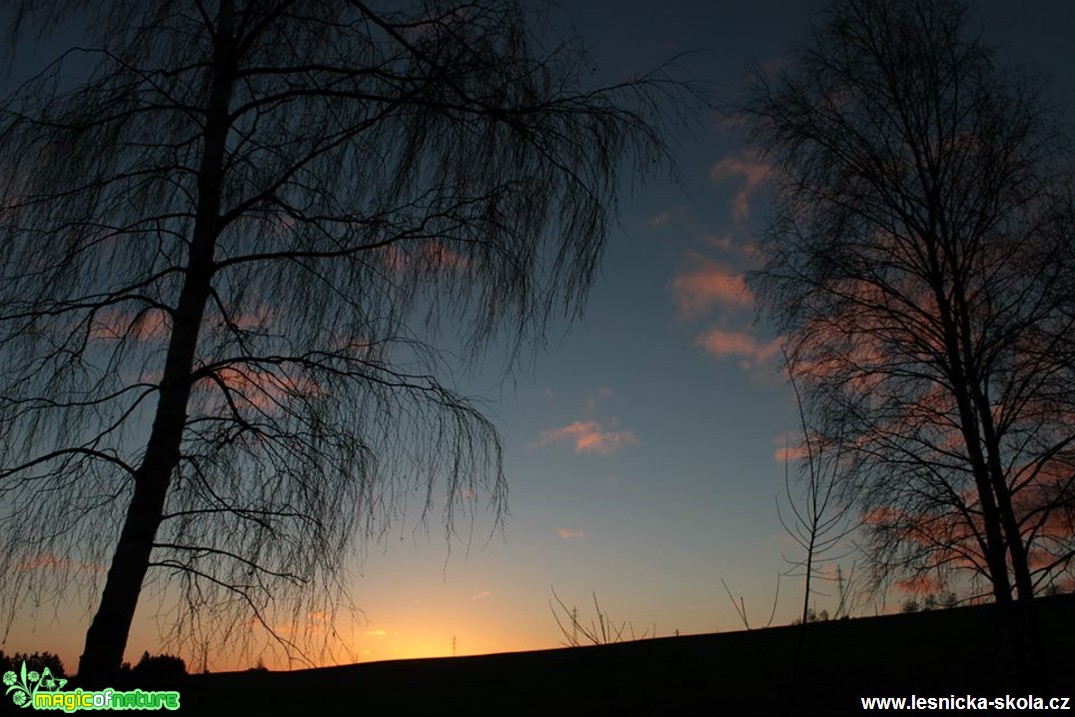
[557,528,586,541]
[774,443,811,463]
[538,421,638,455]
[710,151,773,222]
[471,590,492,601]
[202,365,323,413]
[383,241,470,273]
[695,329,781,369]
[364,629,387,637]
[671,259,752,315]
[90,307,171,342]
[421,241,469,270]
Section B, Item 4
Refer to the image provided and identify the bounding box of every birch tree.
[0,0,691,683]
[741,0,1075,663]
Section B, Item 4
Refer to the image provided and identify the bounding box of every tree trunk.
[926,246,1013,607]
[957,294,1042,680]
[78,5,236,685]
[77,241,217,686]
[979,407,1043,682]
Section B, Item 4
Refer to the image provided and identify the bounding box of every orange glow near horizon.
[231,614,556,673]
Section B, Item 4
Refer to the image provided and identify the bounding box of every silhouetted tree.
[128,652,187,688]
[777,353,857,626]
[0,0,695,684]
[740,0,1074,663]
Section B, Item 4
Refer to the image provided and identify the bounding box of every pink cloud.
[671,260,752,315]
[695,329,781,369]
[203,366,322,413]
[538,421,638,455]
[90,307,171,342]
[710,151,773,222]
[557,528,586,541]
[471,590,492,601]
[774,443,811,463]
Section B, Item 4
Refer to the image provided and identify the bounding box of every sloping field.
[177,594,1075,715]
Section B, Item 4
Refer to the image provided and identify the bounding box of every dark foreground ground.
[37,595,1075,715]
[175,594,1075,716]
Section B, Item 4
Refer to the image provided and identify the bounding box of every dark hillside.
[172,593,1075,715]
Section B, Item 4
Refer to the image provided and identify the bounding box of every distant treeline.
[0,650,66,678]
[1,650,187,685]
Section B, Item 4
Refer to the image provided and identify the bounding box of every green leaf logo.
[4,662,67,708]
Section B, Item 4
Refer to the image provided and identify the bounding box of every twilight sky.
[4,1,1074,672]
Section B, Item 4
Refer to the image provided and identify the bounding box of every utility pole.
[452,635,457,658]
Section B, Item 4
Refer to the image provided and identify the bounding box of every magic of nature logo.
[4,661,179,711]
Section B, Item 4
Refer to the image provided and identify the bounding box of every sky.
[3,1,1074,673]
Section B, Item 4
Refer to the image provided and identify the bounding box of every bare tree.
[739,0,1075,662]
[0,0,695,684]
[776,357,857,627]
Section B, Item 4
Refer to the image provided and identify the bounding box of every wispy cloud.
[271,610,331,637]
[14,553,105,573]
[471,590,492,601]
[365,629,387,637]
[557,528,586,541]
[538,421,638,455]
[774,442,810,463]
[383,241,470,273]
[710,151,773,222]
[772,430,811,463]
